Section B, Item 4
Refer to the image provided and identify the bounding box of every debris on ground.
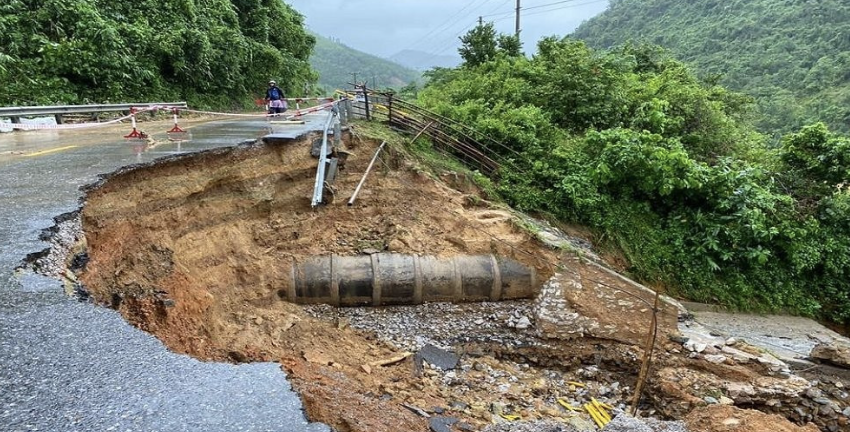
[810,342,850,369]
[482,413,688,432]
[418,344,460,371]
[29,129,848,432]
[428,416,460,432]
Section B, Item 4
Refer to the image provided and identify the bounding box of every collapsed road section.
[30,124,848,432]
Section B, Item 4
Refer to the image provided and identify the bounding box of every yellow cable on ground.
[499,414,521,421]
[557,398,583,412]
[585,403,606,428]
[567,381,586,388]
[24,145,79,157]
[591,398,612,422]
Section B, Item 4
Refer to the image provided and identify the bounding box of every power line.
[404,2,481,50]
[423,21,478,58]
[483,0,600,18]
[493,0,607,23]
[417,0,607,67]
[524,0,587,12]
[403,0,496,52]
[482,9,517,19]
[485,0,515,14]
[426,0,496,48]
[418,0,607,68]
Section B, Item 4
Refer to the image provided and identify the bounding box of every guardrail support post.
[10,116,20,125]
[338,96,348,126]
[363,83,371,121]
[345,99,353,122]
[54,114,64,125]
[387,92,394,126]
[334,120,342,149]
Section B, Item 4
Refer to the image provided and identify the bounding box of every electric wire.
[403,0,496,52]
[482,0,597,18]
[492,0,608,22]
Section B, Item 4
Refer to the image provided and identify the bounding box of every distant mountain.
[310,33,421,92]
[390,49,462,71]
[573,0,850,135]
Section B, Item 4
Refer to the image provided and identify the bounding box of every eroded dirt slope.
[78,131,564,430]
[72,128,840,432]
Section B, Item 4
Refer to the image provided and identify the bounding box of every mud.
[59,127,841,432]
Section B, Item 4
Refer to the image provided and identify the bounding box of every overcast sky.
[286,0,610,58]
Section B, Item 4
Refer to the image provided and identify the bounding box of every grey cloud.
[286,0,609,58]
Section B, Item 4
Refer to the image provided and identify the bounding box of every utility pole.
[479,16,483,26]
[515,0,521,37]
[349,72,358,88]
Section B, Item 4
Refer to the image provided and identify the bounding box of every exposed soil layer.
[77,131,566,430]
[686,405,820,432]
[74,130,840,432]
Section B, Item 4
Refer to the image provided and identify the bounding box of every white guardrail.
[0,102,187,119]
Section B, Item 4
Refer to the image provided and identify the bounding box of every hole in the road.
[74,130,642,430]
[28,129,838,432]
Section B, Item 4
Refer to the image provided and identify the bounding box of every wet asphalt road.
[0,115,331,432]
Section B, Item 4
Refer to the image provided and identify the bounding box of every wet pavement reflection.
[0,115,330,432]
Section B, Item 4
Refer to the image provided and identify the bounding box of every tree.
[458,23,497,67]
[497,34,523,58]
[781,123,850,201]
[0,0,316,108]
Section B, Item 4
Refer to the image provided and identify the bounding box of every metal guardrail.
[0,102,187,118]
[311,104,339,207]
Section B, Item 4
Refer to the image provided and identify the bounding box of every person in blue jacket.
[265,80,288,115]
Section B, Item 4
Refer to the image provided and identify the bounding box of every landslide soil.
[74,128,832,432]
[686,405,820,432]
[78,130,566,431]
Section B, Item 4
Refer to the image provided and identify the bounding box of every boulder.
[533,256,683,346]
[810,342,850,369]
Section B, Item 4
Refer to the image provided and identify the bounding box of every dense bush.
[0,0,315,108]
[420,32,850,323]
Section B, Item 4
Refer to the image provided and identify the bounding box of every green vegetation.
[310,33,420,93]
[0,0,315,108]
[572,0,850,136]
[419,26,850,323]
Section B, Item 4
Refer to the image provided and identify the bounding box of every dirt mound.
[685,405,820,432]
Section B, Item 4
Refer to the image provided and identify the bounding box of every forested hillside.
[573,0,850,136]
[0,0,315,108]
[419,24,850,324]
[310,33,420,93]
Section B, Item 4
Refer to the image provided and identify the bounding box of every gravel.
[484,420,581,432]
[481,415,690,432]
[304,300,546,352]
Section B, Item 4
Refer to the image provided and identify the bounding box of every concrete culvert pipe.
[283,253,537,307]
